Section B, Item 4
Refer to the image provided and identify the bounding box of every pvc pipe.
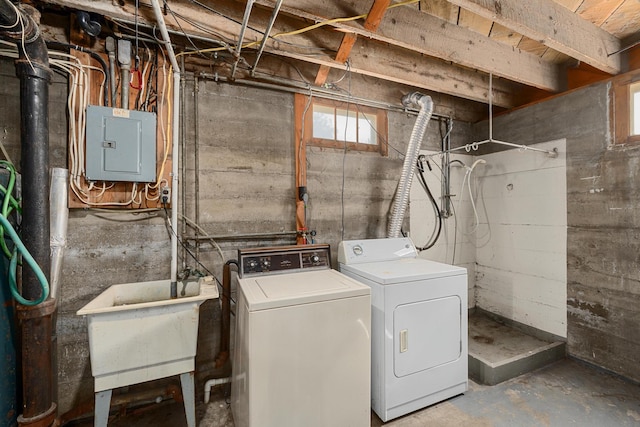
[203,377,231,404]
[150,0,180,296]
[180,59,187,270]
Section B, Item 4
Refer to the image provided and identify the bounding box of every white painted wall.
[410,151,476,307]
[410,140,567,337]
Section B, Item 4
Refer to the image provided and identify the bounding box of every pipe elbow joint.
[76,11,101,37]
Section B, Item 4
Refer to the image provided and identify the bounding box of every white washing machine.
[338,238,468,422]
[231,244,371,427]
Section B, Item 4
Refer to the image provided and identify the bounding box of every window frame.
[302,96,388,156]
[612,70,640,146]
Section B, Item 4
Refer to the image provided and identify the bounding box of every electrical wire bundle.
[414,155,442,251]
[457,159,486,235]
[0,40,164,207]
[51,44,169,207]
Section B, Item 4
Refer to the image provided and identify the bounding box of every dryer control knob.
[352,245,363,256]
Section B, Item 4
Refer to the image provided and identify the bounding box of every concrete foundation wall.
[410,151,477,306]
[474,140,567,338]
[1,57,474,416]
[473,83,640,382]
[7,43,636,412]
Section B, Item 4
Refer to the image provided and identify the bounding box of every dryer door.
[393,296,462,377]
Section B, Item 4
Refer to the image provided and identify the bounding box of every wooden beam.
[445,0,622,74]
[364,0,392,31]
[280,36,518,107]
[314,33,357,85]
[248,0,563,92]
[44,0,516,106]
[294,93,307,244]
[315,0,391,86]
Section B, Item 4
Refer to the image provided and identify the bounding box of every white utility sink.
[77,278,219,427]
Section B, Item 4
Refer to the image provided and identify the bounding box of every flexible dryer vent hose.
[387,92,434,238]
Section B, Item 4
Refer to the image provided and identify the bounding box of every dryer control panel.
[238,244,331,277]
[338,238,418,265]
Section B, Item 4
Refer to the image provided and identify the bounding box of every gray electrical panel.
[85,105,157,183]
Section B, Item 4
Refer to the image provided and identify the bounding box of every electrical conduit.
[150,0,181,297]
[387,92,434,238]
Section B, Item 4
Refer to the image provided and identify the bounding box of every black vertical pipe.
[18,60,51,302]
[16,58,55,425]
[0,2,56,425]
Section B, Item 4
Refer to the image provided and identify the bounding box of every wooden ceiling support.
[314,0,391,86]
[445,0,622,74]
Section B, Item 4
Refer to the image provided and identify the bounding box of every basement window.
[613,71,640,145]
[301,97,388,155]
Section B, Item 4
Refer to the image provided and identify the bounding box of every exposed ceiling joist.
[43,0,517,107]
[314,0,391,86]
[314,33,356,86]
[281,36,517,107]
[248,0,563,92]
[445,0,622,74]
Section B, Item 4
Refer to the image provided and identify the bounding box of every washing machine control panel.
[238,244,331,277]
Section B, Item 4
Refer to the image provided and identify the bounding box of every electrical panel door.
[85,105,156,182]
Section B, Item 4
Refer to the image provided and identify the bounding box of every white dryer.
[232,244,371,427]
[338,238,468,422]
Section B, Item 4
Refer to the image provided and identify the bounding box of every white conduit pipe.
[387,93,434,238]
[204,377,231,404]
[150,0,181,295]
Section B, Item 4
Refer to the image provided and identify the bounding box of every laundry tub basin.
[77,278,219,392]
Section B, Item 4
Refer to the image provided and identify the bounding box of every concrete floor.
[70,358,640,426]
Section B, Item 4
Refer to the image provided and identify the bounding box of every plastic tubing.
[387,93,434,238]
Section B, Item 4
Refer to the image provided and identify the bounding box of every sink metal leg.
[94,389,112,427]
[180,372,196,427]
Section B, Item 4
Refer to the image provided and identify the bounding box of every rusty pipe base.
[16,299,56,427]
[17,402,56,427]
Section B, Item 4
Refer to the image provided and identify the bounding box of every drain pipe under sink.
[387,92,434,238]
[204,377,232,404]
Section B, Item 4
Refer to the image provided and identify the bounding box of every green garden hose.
[0,161,49,306]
